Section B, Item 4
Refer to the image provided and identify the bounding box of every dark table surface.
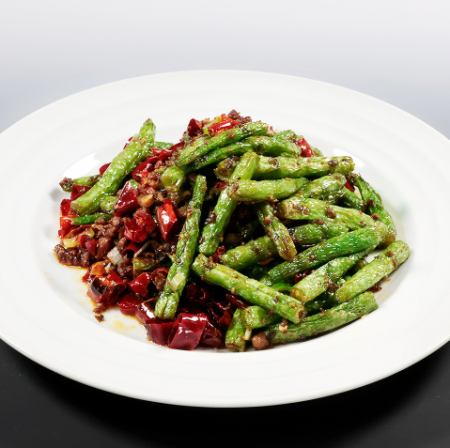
[1,339,449,448]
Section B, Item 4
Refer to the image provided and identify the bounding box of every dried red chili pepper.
[124,209,156,243]
[296,137,313,157]
[114,181,139,216]
[129,272,152,296]
[70,185,90,200]
[167,313,208,350]
[208,117,239,136]
[99,163,110,175]
[345,179,355,192]
[156,200,178,241]
[118,295,142,316]
[187,118,203,138]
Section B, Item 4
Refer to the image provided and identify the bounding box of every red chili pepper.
[187,118,203,138]
[114,181,139,216]
[107,270,126,286]
[122,136,134,150]
[99,163,110,175]
[200,318,223,348]
[156,200,178,241]
[212,246,226,263]
[129,272,152,296]
[208,117,239,136]
[167,313,208,350]
[293,271,311,283]
[214,181,227,191]
[296,137,313,157]
[124,209,156,243]
[225,293,247,309]
[136,300,159,325]
[123,242,140,253]
[345,179,355,192]
[118,295,142,316]
[147,321,176,346]
[168,141,184,152]
[70,184,90,200]
[60,199,74,217]
[58,216,73,238]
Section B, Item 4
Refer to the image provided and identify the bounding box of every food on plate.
[54,110,409,351]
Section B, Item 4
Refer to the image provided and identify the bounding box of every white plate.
[0,71,449,407]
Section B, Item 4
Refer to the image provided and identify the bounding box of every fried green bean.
[154,175,207,319]
[253,292,378,348]
[192,254,305,324]
[336,240,410,303]
[254,156,354,179]
[176,121,271,167]
[199,151,258,256]
[71,119,155,215]
[257,203,297,261]
[261,226,384,285]
[353,174,396,245]
[230,178,308,202]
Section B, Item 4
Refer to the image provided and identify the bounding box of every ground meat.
[116,260,133,278]
[93,216,122,239]
[252,332,270,350]
[141,171,160,190]
[54,244,91,267]
[228,109,251,123]
[115,236,128,254]
[97,237,113,259]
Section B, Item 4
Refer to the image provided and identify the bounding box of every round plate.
[0,71,449,407]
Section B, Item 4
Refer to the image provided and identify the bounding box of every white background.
[1,0,449,138]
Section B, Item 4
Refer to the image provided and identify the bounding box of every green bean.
[353,174,396,245]
[99,195,117,214]
[154,175,207,319]
[295,174,346,202]
[71,119,155,215]
[221,221,350,271]
[336,240,410,302]
[225,309,247,351]
[257,202,297,261]
[289,221,349,245]
[160,165,186,190]
[340,188,365,210]
[59,175,99,192]
[154,141,173,149]
[199,151,258,256]
[71,213,111,226]
[176,121,271,167]
[253,292,378,348]
[244,135,302,157]
[192,254,305,324]
[278,197,385,235]
[261,226,384,285]
[230,178,308,202]
[291,251,367,302]
[243,306,280,329]
[254,156,354,180]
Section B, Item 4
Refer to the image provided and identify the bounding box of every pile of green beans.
[65,115,409,351]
